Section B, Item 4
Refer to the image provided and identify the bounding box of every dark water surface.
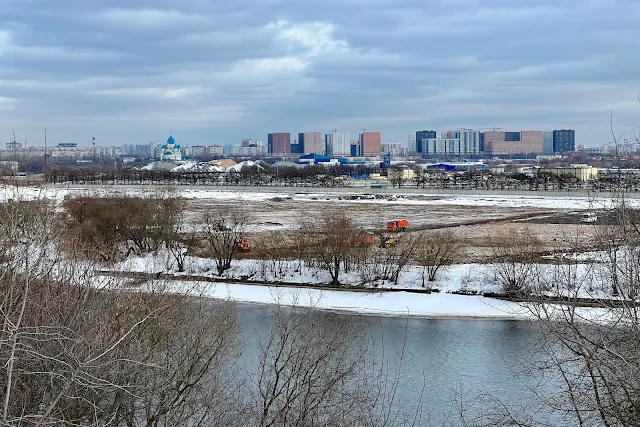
[237,303,558,425]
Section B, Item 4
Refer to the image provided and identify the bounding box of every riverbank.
[136,279,531,319]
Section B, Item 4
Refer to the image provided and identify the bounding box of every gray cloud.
[0,0,639,147]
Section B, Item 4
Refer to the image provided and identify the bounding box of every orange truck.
[358,232,376,245]
[386,219,408,232]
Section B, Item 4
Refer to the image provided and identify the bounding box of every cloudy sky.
[1,0,639,148]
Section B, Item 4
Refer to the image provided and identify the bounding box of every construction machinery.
[380,234,400,248]
[358,232,376,245]
[386,219,408,232]
[235,237,251,252]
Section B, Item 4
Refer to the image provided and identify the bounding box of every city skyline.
[1,127,576,150]
[1,0,639,147]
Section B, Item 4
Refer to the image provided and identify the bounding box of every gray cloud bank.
[1,0,639,146]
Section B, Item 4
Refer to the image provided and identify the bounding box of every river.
[237,303,561,426]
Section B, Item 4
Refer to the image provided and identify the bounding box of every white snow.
[228,160,263,172]
[2,184,635,212]
[137,280,616,323]
[170,162,224,173]
[142,280,530,319]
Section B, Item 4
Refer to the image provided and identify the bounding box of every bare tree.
[305,211,360,287]
[0,187,245,426]
[356,234,418,286]
[161,196,197,272]
[202,209,251,275]
[255,304,423,427]
[388,167,407,188]
[487,226,542,294]
[414,229,460,286]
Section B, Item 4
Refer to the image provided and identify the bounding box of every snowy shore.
[145,279,531,319]
[112,253,615,321]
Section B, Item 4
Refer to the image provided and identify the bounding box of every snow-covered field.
[117,252,500,292]
[3,184,627,319]
[0,184,631,210]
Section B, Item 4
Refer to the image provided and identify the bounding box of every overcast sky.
[1,0,639,147]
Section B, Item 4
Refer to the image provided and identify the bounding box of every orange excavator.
[235,237,251,252]
[386,219,408,232]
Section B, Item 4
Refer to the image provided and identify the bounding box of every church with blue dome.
[160,134,182,161]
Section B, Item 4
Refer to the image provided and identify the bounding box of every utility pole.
[44,128,47,182]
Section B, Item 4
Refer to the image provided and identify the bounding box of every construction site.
[174,188,605,262]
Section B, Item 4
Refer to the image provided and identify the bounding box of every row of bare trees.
[60,191,461,288]
[261,212,461,288]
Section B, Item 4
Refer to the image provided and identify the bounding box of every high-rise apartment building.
[542,131,554,155]
[423,138,462,156]
[232,145,267,156]
[484,131,543,155]
[351,142,360,157]
[408,133,417,154]
[415,130,437,154]
[267,133,291,155]
[381,142,404,157]
[298,132,324,155]
[325,131,351,156]
[441,129,483,155]
[359,132,381,156]
[553,129,576,153]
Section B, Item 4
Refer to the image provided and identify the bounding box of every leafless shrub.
[0,188,243,426]
[202,209,251,275]
[487,227,542,294]
[414,230,460,286]
[355,234,418,286]
[62,191,183,262]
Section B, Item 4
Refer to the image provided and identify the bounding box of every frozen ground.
[1,184,607,237]
[0,184,626,210]
[115,251,617,300]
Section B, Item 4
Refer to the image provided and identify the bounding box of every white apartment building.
[381,142,406,157]
[408,133,417,154]
[231,145,267,157]
[325,131,351,156]
[439,129,483,155]
[423,138,464,156]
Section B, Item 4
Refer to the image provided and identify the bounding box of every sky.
[1,0,639,148]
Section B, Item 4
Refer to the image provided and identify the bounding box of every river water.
[237,303,560,426]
